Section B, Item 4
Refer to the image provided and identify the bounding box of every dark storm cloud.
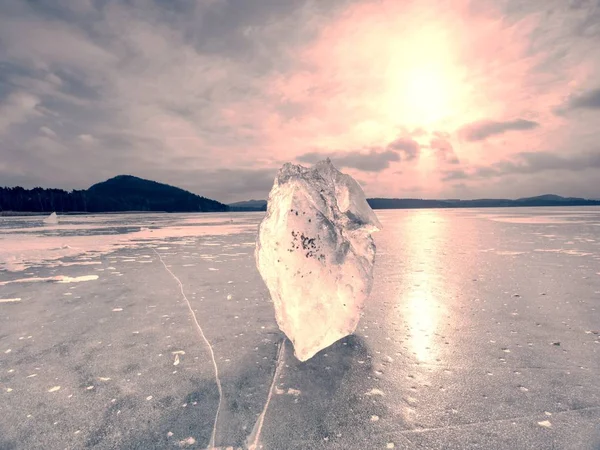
[430,137,460,164]
[504,151,600,173]
[447,150,600,181]
[386,137,420,160]
[564,87,600,111]
[0,0,371,201]
[473,166,501,178]
[441,169,469,182]
[459,119,540,141]
[297,134,421,173]
[1,0,598,202]
[172,0,361,73]
[297,149,400,172]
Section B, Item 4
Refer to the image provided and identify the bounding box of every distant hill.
[366,195,600,209]
[0,175,228,213]
[228,199,267,212]
[230,195,600,211]
[3,174,599,215]
[86,175,227,212]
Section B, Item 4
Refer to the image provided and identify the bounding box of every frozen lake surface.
[1,208,599,449]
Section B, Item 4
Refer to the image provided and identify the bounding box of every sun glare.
[378,24,468,130]
[404,65,451,126]
[291,0,484,146]
[384,62,460,129]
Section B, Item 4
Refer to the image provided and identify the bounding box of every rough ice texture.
[256,159,381,361]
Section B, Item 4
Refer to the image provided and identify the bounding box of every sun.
[404,65,452,126]
[384,62,457,129]
[379,26,467,130]
[284,1,479,143]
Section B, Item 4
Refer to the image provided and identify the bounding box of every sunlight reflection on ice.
[401,210,443,364]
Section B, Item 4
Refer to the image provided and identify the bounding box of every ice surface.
[256,159,381,361]
[0,213,254,272]
[43,212,58,224]
[1,208,600,449]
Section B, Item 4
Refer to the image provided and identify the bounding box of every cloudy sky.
[1,0,599,203]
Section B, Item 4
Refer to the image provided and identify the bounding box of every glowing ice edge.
[256,159,381,361]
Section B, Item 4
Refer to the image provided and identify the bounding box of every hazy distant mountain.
[367,195,600,209]
[228,199,267,211]
[230,194,600,211]
[517,194,566,202]
[3,175,599,215]
[0,175,227,213]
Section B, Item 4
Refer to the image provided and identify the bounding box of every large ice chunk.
[256,159,381,361]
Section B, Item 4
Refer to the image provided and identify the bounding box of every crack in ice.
[248,339,287,450]
[153,249,223,449]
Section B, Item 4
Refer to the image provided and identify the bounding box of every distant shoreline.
[0,210,216,217]
[3,203,600,217]
[3,175,598,215]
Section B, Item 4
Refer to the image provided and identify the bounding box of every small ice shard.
[55,275,99,284]
[256,159,381,361]
[365,388,385,397]
[178,437,196,447]
[43,212,59,224]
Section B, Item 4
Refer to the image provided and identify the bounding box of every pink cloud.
[5,0,588,201]
[207,0,590,199]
